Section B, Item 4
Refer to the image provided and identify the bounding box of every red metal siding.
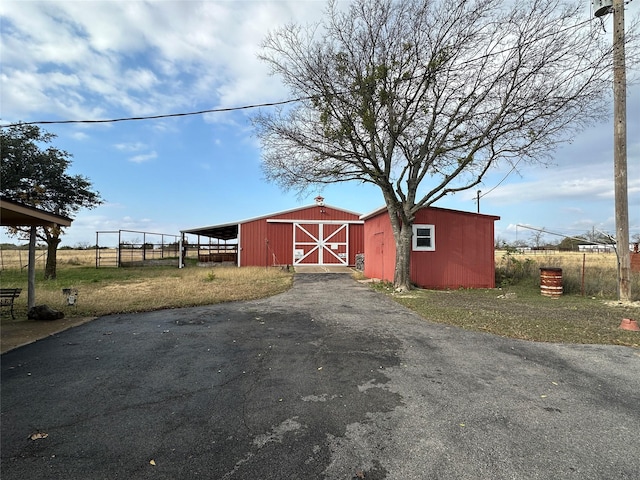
[239,218,269,266]
[240,205,364,267]
[241,220,294,267]
[267,222,294,266]
[348,223,364,266]
[363,211,396,283]
[271,205,361,222]
[363,207,498,288]
[410,209,497,289]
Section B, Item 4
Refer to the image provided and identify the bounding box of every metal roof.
[0,197,73,228]
[181,221,239,241]
[360,204,500,221]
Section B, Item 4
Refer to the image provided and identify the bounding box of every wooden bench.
[1,288,22,319]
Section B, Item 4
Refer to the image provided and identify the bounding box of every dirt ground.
[1,315,96,354]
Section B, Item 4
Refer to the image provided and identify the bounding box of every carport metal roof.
[181,222,239,241]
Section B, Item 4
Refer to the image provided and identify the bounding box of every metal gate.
[293,223,349,265]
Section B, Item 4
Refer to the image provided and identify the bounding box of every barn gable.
[362,206,500,289]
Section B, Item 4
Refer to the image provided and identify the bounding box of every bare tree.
[254,0,619,290]
[530,229,546,249]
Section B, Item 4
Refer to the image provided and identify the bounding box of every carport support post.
[27,225,36,309]
[179,233,184,269]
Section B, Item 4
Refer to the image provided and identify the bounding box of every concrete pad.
[293,265,355,274]
[1,316,97,354]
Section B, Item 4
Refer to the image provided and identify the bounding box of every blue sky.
[1,0,638,248]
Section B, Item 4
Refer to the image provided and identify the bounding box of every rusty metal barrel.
[540,267,563,298]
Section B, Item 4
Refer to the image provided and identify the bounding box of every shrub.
[495,250,537,287]
[495,250,639,299]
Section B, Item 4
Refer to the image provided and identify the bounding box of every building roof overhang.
[181,222,239,241]
[0,197,73,228]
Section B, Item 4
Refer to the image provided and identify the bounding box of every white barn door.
[293,223,349,265]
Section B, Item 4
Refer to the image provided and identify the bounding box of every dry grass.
[495,250,640,298]
[369,250,640,347]
[495,250,618,268]
[0,264,293,319]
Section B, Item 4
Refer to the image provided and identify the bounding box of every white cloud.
[114,142,147,152]
[0,0,329,125]
[488,176,608,204]
[1,0,637,247]
[486,160,640,205]
[129,151,157,164]
[71,131,89,141]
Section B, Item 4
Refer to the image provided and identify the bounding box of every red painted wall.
[363,207,499,289]
[363,211,396,282]
[239,216,269,267]
[348,221,365,265]
[239,205,363,267]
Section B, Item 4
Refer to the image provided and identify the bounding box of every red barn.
[362,206,500,289]
[181,198,364,268]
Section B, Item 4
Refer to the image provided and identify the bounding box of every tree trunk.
[383,195,414,292]
[393,222,413,291]
[44,234,61,280]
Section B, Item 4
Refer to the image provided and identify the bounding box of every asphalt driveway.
[2,273,639,479]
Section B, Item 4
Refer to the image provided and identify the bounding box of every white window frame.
[412,224,435,251]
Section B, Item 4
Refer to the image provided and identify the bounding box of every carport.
[180,222,240,267]
[0,197,72,309]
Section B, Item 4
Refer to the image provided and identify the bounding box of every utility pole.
[612,0,631,301]
[596,0,632,301]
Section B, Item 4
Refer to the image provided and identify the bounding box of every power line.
[0,14,603,129]
[516,224,616,246]
[477,157,525,201]
[0,97,312,128]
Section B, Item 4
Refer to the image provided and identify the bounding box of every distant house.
[578,244,615,253]
[181,197,364,268]
[361,206,500,289]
